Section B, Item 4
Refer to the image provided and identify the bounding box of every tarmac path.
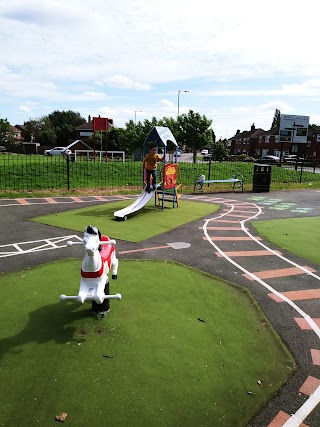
[0,190,319,427]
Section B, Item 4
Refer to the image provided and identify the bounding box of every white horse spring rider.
[60,225,121,304]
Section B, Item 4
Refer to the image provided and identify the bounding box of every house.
[75,115,114,143]
[261,127,320,160]
[303,129,320,160]
[14,124,28,141]
[255,127,281,158]
[11,125,23,142]
[228,124,264,156]
[229,124,320,160]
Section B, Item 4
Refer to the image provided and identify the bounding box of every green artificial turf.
[32,199,219,242]
[252,216,320,265]
[0,260,295,427]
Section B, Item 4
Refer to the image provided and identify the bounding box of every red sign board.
[93,117,109,132]
[163,163,177,189]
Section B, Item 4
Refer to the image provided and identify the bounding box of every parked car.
[255,155,280,164]
[44,147,72,156]
[281,155,303,163]
[203,154,212,161]
[201,149,209,155]
[0,146,7,153]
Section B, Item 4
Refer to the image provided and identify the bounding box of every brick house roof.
[14,124,27,132]
[230,125,264,140]
[76,118,114,131]
[261,126,279,136]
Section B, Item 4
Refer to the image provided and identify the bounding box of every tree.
[111,117,162,156]
[308,123,320,134]
[36,129,57,146]
[271,109,281,128]
[24,116,54,146]
[24,111,86,146]
[24,116,51,134]
[83,111,216,161]
[123,119,147,152]
[108,127,131,152]
[0,117,16,148]
[47,110,86,145]
[177,110,213,162]
[211,139,229,161]
[211,129,216,144]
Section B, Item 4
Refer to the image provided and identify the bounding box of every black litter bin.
[252,164,272,192]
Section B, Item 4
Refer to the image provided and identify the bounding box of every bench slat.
[194,174,244,194]
[199,179,241,183]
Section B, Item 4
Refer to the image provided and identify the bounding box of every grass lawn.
[252,216,320,265]
[0,260,295,427]
[32,199,220,242]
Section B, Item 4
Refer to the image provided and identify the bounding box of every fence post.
[66,155,70,190]
[207,160,212,187]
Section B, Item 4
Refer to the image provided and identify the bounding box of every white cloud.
[98,106,118,116]
[79,92,107,100]
[17,105,33,113]
[209,102,295,138]
[200,80,320,98]
[1,0,319,87]
[17,101,39,113]
[258,101,294,114]
[160,99,175,109]
[2,0,320,136]
[1,0,93,27]
[102,74,152,91]
[309,114,320,124]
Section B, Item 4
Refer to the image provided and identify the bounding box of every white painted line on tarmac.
[0,235,82,258]
[239,204,320,281]
[203,205,320,340]
[282,385,320,427]
[203,202,320,427]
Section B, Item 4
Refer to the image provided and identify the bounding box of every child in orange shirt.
[142,146,164,192]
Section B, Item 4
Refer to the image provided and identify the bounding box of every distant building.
[11,125,23,142]
[14,124,28,141]
[75,115,114,143]
[228,124,264,156]
[229,124,320,160]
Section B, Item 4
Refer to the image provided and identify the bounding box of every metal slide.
[113,187,158,220]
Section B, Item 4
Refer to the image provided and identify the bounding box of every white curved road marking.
[203,201,320,425]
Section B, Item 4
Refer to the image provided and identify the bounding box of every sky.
[1,0,320,140]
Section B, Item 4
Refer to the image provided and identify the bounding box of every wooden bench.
[193,174,244,193]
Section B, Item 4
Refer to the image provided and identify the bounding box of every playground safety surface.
[1,189,320,427]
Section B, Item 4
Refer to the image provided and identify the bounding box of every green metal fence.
[0,154,319,191]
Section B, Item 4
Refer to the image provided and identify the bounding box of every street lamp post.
[135,110,143,124]
[177,90,189,117]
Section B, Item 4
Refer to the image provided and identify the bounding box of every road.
[0,190,319,426]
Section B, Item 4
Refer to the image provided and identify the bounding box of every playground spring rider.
[60,225,121,317]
